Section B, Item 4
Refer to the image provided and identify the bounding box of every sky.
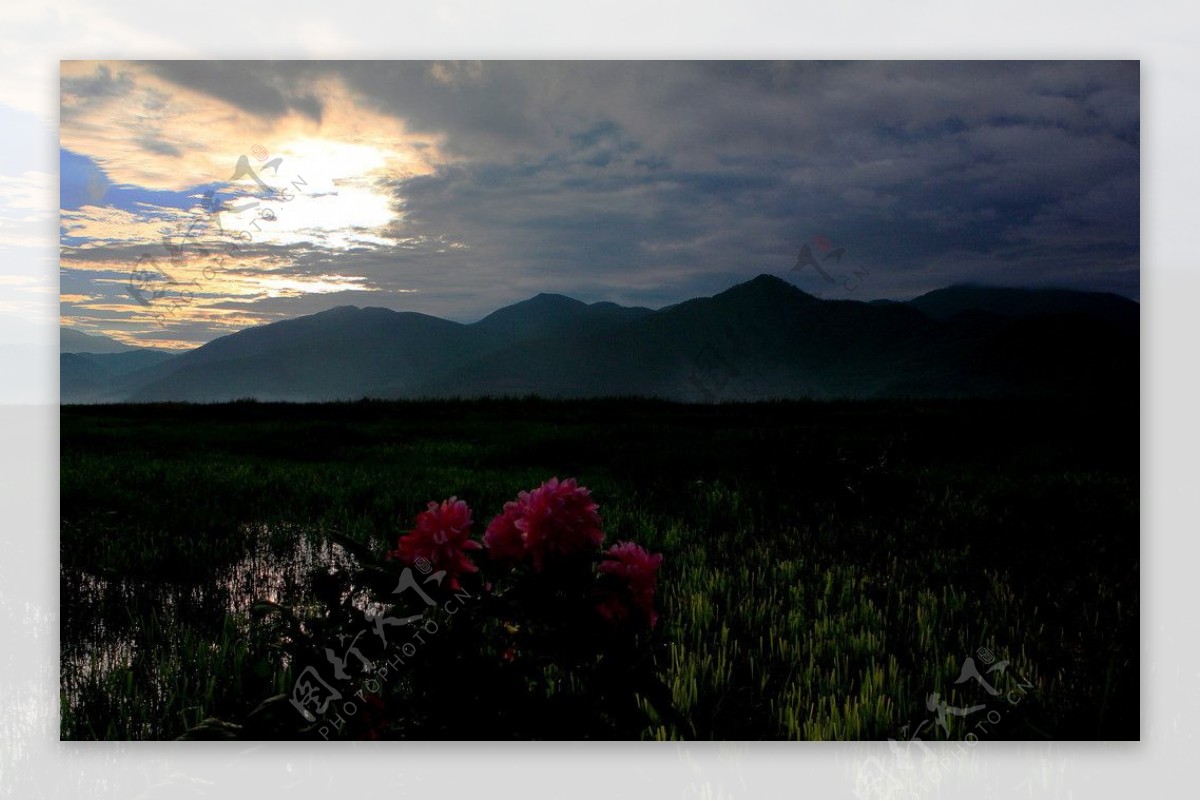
[59,60,1140,350]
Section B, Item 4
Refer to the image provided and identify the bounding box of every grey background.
[0,0,1185,798]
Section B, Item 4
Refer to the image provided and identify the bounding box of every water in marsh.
[59,524,359,740]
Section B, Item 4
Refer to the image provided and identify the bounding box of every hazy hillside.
[61,350,179,403]
[61,328,140,354]
[130,307,474,403]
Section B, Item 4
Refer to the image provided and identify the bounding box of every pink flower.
[596,541,663,628]
[484,477,604,572]
[482,499,526,564]
[390,497,481,587]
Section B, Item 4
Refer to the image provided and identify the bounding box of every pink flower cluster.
[389,497,480,588]
[595,541,664,628]
[388,478,663,627]
[484,476,604,571]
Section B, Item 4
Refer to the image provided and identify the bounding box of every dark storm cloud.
[76,60,1140,336]
[140,61,325,122]
[347,62,1134,307]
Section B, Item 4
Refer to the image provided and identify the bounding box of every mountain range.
[60,275,1139,404]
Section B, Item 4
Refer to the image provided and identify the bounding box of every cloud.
[60,61,446,191]
[60,60,1140,347]
[429,61,485,87]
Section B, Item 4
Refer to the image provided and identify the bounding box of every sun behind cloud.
[60,61,454,347]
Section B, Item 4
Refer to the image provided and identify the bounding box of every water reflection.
[60,523,365,739]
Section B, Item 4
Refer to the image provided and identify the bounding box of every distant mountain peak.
[527,292,588,307]
[745,272,793,288]
[474,291,587,330]
[716,273,820,302]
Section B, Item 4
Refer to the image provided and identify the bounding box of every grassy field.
[59,397,1139,740]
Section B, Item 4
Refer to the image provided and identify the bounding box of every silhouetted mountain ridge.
[61,275,1138,403]
[907,284,1137,323]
